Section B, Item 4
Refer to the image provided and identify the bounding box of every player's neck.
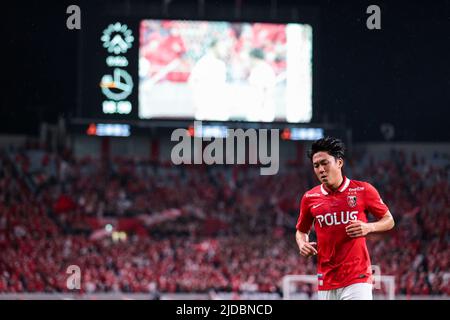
[327,175,344,191]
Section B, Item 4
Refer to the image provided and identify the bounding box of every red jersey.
[296,176,389,290]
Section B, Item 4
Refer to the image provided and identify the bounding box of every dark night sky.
[2,0,450,142]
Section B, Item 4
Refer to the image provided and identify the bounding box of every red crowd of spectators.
[0,146,448,296]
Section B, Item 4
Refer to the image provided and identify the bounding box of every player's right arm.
[296,230,317,257]
[295,194,317,258]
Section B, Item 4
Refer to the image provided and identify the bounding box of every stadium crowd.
[0,143,448,297]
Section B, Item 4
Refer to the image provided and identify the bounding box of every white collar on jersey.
[321,176,350,195]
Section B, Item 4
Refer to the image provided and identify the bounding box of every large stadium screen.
[138,20,313,123]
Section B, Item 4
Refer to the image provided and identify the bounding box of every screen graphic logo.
[100,22,134,115]
[101,22,134,54]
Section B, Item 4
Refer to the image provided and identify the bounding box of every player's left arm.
[346,210,395,238]
[346,183,395,238]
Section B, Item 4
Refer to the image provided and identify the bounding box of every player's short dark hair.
[249,48,265,60]
[307,136,346,161]
[209,39,219,48]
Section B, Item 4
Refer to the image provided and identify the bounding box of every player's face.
[312,151,343,187]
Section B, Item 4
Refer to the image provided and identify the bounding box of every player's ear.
[337,157,343,169]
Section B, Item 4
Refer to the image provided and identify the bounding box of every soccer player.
[295,137,395,300]
[189,39,229,121]
[247,48,277,122]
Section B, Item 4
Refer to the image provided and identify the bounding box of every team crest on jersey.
[347,195,357,207]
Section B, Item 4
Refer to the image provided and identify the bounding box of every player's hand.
[346,220,373,238]
[299,241,317,257]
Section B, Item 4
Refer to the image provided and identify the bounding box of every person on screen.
[246,48,277,122]
[189,39,229,121]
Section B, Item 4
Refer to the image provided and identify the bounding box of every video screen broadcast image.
[138,20,312,123]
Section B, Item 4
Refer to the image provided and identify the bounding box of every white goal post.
[282,274,396,300]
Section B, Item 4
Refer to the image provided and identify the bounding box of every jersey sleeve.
[296,194,313,233]
[364,182,389,219]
